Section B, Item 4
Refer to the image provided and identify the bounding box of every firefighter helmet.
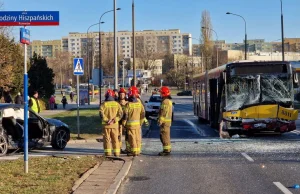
[119,88,126,94]
[128,86,139,97]
[160,86,171,97]
[105,89,115,98]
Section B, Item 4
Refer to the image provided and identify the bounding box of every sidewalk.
[39,101,99,117]
[72,157,132,194]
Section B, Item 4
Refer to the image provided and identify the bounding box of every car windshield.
[149,96,162,102]
[225,74,292,111]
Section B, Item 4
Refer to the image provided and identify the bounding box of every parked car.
[177,90,192,96]
[145,94,174,120]
[0,104,70,156]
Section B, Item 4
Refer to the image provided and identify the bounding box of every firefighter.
[99,89,123,157]
[118,88,129,153]
[157,86,173,156]
[123,86,145,156]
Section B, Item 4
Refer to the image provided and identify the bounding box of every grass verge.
[47,108,101,140]
[0,156,102,194]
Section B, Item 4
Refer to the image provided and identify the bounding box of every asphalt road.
[117,96,300,194]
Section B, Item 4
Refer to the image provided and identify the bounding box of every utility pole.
[132,0,136,86]
[114,0,118,89]
[280,0,285,61]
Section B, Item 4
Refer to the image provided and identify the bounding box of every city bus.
[291,61,300,108]
[193,61,299,136]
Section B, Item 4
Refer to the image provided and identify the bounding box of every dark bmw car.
[177,90,192,96]
[0,104,70,156]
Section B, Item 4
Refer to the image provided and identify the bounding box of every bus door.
[209,79,218,127]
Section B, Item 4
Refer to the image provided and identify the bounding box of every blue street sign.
[0,11,59,26]
[73,58,84,76]
[20,28,30,45]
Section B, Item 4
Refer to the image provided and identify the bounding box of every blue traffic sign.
[0,11,59,26]
[20,28,30,45]
[73,58,84,75]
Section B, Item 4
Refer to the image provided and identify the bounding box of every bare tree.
[200,10,213,70]
[136,35,164,73]
[47,51,73,86]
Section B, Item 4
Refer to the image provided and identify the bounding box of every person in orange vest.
[118,88,129,153]
[122,86,145,156]
[99,89,123,157]
[157,86,173,156]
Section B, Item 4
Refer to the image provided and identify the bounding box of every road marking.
[241,153,254,162]
[273,182,293,194]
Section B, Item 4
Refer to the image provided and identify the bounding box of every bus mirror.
[294,74,298,84]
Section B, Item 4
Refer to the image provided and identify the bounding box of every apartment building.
[66,29,192,59]
[27,40,62,58]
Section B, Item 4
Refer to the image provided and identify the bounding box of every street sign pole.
[23,26,29,173]
[77,75,80,138]
[73,58,84,138]
[1,10,60,174]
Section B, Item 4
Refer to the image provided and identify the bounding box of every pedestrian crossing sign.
[73,58,84,75]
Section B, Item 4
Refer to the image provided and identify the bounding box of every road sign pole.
[23,27,28,173]
[77,75,80,138]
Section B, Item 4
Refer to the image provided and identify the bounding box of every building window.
[127,50,129,52]
[127,46,129,48]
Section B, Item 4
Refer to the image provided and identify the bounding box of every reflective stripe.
[105,101,119,108]
[163,145,171,149]
[129,103,141,108]
[131,148,138,152]
[160,117,172,122]
[126,120,140,126]
[104,149,112,153]
[114,149,120,153]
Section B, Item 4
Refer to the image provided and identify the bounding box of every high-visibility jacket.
[158,98,173,127]
[30,97,40,113]
[100,100,123,129]
[123,101,145,128]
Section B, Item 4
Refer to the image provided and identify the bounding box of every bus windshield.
[225,74,292,111]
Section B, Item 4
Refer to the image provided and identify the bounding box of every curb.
[106,159,133,194]
[72,161,101,192]
[68,139,99,144]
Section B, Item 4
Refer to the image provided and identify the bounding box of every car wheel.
[52,128,70,150]
[0,132,8,156]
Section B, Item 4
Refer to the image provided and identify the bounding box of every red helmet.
[119,88,126,94]
[160,86,171,97]
[105,89,114,97]
[128,86,139,97]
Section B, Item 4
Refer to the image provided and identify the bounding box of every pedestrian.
[70,91,74,103]
[14,92,23,105]
[100,89,123,157]
[49,95,55,110]
[145,87,148,93]
[118,88,128,153]
[122,86,145,157]
[157,86,173,156]
[29,91,41,113]
[61,96,68,109]
[4,91,13,103]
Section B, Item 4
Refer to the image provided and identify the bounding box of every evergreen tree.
[28,53,55,98]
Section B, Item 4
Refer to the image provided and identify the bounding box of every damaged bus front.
[222,62,298,135]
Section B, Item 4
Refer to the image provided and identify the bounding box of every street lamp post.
[226,12,247,60]
[87,23,101,105]
[98,8,120,104]
[280,0,285,61]
[202,27,219,67]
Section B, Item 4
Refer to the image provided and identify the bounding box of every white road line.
[273,182,293,194]
[241,153,254,162]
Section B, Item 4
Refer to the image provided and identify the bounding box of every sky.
[3,0,300,44]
